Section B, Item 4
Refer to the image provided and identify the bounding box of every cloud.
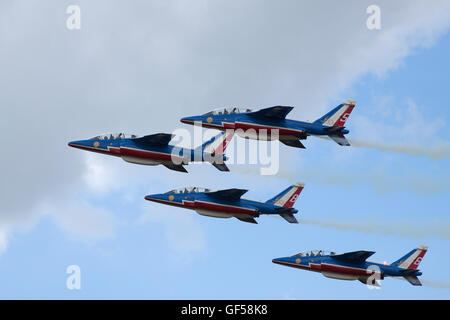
[0,227,9,255]
[1,1,450,253]
[49,200,116,241]
[136,207,206,261]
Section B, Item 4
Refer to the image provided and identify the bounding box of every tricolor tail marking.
[267,182,305,208]
[316,99,356,127]
[204,131,234,154]
[391,245,428,270]
[329,104,355,127]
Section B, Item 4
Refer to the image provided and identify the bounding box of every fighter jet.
[272,245,428,287]
[180,99,356,148]
[68,131,233,173]
[144,182,305,224]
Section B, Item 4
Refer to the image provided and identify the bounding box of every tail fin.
[391,245,428,270]
[198,131,234,172]
[266,182,305,208]
[199,130,234,155]
[314,99,356,127]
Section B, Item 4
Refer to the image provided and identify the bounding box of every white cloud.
[49,200,116,241]
[0,227,9,255]
[136,207,206,261]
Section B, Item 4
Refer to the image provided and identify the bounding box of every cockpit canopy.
[165,187,212,194]
[89,133,139,140]
[203,107,253,116]
[292,250,336,257]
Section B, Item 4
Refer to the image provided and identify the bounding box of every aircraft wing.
[162,163,188,173]
[206,188,248,201]
[358,278,381,287]
[329,134,351,146]
[332,250,375,263]
[235,215,258,224]
[132,133,174,146]
[211,162,230,172]
[279,137,306,149]
[248,106,294,119]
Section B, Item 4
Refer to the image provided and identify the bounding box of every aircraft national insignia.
[168,195,174,201]
[296,258,301,264]
[93,141,100,148]
[206,117,213,123]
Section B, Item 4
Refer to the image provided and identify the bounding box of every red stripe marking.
[194,201,256,214]
[234,122,304,136]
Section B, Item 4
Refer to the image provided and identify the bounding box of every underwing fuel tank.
[195,209,233,218]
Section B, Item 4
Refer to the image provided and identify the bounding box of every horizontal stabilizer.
[206,188,248,201]
[400,268,419,276]
[280,137,306,149]
[329,134,350,146]
[235,215,258,224]
[248,106,294,119]
[133,133,174,146]
[212,162,229,172]
[279,213,298,224]
[324,126,345,132]
[404,276,422,286]
[274,207,297,214]
[162,163,188,173]
[332,250,375,263]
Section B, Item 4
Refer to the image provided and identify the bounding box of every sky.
[0,0,449,299]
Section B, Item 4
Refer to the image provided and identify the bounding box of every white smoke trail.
[422,280,450,289]
[233,165,450,195]
[349,139,450,160]
[300,218,450,240]
[393,277,450,289]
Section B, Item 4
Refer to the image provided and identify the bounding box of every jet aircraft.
[68,131,233,173]
[144,182,305,224]
[180,99,356,148]
[272,245,428,286]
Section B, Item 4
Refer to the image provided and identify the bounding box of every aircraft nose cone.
[180,116,202,125]
[272,257,287,264]
[272,257,291,265]
[68,140,88,149]
[144,194,166,202]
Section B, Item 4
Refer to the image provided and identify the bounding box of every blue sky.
[0,1,449,299]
